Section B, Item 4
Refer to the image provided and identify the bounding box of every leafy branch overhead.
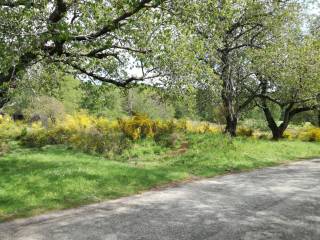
[0,0,168,87]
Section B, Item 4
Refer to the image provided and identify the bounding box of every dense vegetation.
[1,0,319,138]
[0,0,319,221]
[1,135,320,221]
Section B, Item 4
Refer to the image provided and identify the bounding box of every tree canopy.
[1,0,319,138]
[0,0,171,95]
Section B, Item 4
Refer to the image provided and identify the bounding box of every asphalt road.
[1,159,320,240]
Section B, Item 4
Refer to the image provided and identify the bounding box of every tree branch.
[67,62,162,87]
[0,0,34,8]
[289,105,318,118]
[49,0,68,23]
[72,0,162,41]
[111,45,151,54]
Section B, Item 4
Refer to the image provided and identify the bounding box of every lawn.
[1,133,320,222]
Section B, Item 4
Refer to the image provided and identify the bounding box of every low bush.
[237,126,254,137]
[18,112,222,155]
[252,131,270,140]
[298,127,320,142]
[185,121,222,134]
[0,115,25,140]
[118,115,155,140]
[12,112,320,156]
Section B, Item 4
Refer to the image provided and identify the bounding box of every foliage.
[118,115,156,140]
[124,87,176,120]
[58,75,82,113]
[159,0,299,136]
[299,128,320,142]
[196,87,222,122]
[80,82,125,118]
[293,123,320,142]
[3,67,81,118]
[24,96,66,123]
[0,0,174,108]
[250,23,320,139]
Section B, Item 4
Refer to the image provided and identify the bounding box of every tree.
[252,35,320,139]
[0,0,170,108]
[80,82,125,118]
[195,85,227,123]
[124,87,176,119]
[162,0,296,136]
[2,64,82,117]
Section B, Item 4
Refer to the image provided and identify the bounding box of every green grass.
[1,134,320,222]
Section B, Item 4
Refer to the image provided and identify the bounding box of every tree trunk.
[260,93,284,140]
[225,115,238,137]
[261,95,293,140]
[222,93,238,136]
[262,106,280,140]
[220,49,238,136]
[268,123,288,140]
[262,104,291,140]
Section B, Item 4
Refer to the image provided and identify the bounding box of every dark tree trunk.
[222,94,238,136]
[259,80,290,140]
[261,99,292,140]
[260,94,316,140]
[225,115,238,137]
[261,102,282,140]
[263,103,318,140]
[268,122,288,140]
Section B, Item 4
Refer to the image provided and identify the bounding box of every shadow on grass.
[0,147,186,221]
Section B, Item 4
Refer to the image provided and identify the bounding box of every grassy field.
[1,133,320,222]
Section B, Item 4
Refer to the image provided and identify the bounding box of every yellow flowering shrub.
[237,126,254,137]
[298,127,320,142]
[2,110,317,155]
[282,129,298,140]
[0,115,24,140]
[185,121,221,134]
[118,114,155,140]
[2,111,223,153]
[252,131,270,140]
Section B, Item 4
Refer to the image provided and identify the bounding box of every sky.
[304,1,320,15]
